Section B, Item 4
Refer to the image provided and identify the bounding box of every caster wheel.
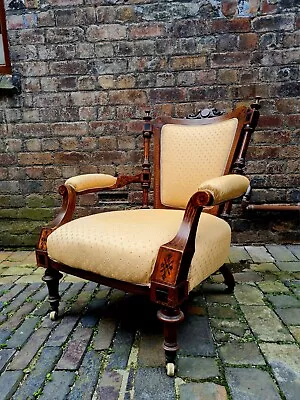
[50,311,58,321]
[166,363,175,377]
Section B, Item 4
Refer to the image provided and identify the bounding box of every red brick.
[258,115,284,128]
[98,137,118,151]
[237,84,269,99]
[252,130,291,144]
[79,107,97,121]
[252,14,294,31]
[87,24,127,41]
[211,52,250,68]
[44,166,62,179]
[90,151,128,164]
[18,153,53,165]
[61,137,79,151]
[0,154,16,166]
[218,69,238,83]
[171,55,207,70]
[0,168,8,179]
[52,122,88,137]
[38,11,55,27]
[78,193,98,206]
[5,139,22,152]
[239,33,258,50]
[70,92,108,107]
[109,90,147,105]
[211,18,250,33]
[46,27,84,43]
[7,14,38,30]
[276,99,300,114]
[129,23,165,39]
[50,60,88,75]
[247,146,281,159]
[89,121,126,135]
[20,61,49,77]
[53,152,88,165]
[285,114,300,127]
[48,0,83,4]
[11,123,50,137]
[149,88,186,103]
[116,6,136,22]
[221,0,238,17]
[81,137,97,150]
[174,103,194,118]
[280,146,299,159]
[260,0,278,14]
[171,20,208,38]
[25,167,44,179]
[126,120,144,134]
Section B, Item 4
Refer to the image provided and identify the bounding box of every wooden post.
[141,111,153,208]
[222,97,261,219]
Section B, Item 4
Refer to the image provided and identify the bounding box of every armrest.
[198,174,249,205]
[65,174,117,193]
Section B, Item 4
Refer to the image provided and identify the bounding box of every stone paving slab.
[0,246,299,399]
[266,245,298,262]
[259,343,300,400]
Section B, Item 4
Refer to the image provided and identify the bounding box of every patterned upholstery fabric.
[48,209,230,291]
[160,118,238,208]
[65,174,117,192]
[198,174,250,205]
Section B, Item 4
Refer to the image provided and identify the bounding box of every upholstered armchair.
[36,99,260,376]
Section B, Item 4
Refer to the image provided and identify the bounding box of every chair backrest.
[152,106,249,210]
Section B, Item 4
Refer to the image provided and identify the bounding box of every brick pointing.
[0,0,299,246]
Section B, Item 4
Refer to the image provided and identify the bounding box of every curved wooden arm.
[36,184,77,251]
[36,174,143,252]
[151,190,213,288]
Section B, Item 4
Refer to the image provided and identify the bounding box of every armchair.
[36,99,260,376]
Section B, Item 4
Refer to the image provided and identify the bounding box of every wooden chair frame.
[36,98,260,375]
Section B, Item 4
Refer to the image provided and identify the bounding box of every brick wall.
[0,0,299,247]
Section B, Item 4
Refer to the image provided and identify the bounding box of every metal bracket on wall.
[242,185,300,212]
[0,73,21,94]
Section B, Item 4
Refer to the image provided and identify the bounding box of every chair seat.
[47,209,231,290]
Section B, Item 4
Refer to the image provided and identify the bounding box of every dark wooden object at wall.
[36,99,260,376]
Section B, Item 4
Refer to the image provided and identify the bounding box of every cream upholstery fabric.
[47,209,230,291]
[198,174,250,205]
[65,174,117,192]
[160,118,238,208]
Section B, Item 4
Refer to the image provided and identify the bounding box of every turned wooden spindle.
[141,110,153,208]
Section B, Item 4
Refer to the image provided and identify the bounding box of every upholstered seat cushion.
[47,209,231,290]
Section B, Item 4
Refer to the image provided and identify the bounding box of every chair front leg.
[42,267,63,321]
[157,307,184,376]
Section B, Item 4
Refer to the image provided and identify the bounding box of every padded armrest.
[198,174,249,205]
[65,174,117,193]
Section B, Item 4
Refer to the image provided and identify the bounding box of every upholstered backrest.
[155,109,246,209]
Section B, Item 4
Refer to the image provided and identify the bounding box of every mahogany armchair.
[36,99,260,376]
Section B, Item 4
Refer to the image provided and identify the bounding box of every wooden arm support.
[150,190,213,307]
[150,173,249,307]
[36,173,143,255]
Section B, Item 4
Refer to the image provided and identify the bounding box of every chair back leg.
[219,264,235,293]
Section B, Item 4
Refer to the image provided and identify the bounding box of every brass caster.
[49,310,58,321]
[166,362,175,377]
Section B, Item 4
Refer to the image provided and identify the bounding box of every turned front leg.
[157,307,184,376]
[42,267,63,320]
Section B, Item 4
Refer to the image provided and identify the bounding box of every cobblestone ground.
[0,245,300,400]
